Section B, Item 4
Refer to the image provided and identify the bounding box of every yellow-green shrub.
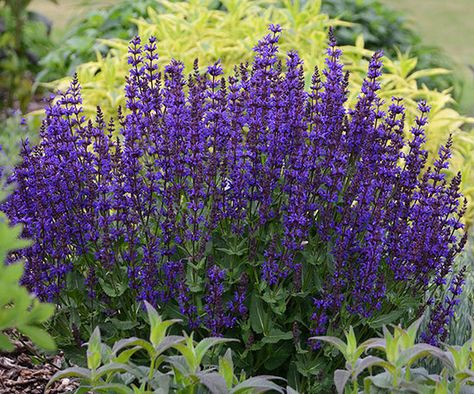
[44,0,474,223]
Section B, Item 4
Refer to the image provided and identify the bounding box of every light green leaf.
[219,349,234,389]
[18,325,56,351]
[87,326,102,370]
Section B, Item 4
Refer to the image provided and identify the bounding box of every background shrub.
[320,0,460,94]
[38,0,159,83]
[0,0,55,112]
[39,0,459,95]
[315,318,474,393]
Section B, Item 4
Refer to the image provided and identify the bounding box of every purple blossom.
[1,27,467,345]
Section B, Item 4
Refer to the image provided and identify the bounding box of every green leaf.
[47,367,92,387]
[261,328,292,344]
[345,326,357,358]
[88,384,134,394]
[4,262,24,283]
[219,349,234,389]
[249,293,269,335]
[354,356,385,376]
[18,325,56,351]
[154,335,185,358]
[87,326,102,370]
[173,334,198,373]
[98,277,127,297]
[398,343,444,367]
[310,336,347,359]
[27,302,55,324]
[112,337,154,358]
[231,376,285,394]
[197,371,229,394]
[0,219,32,260]
[95,362,138,380]
[286,386,300,394]
[364,372,394,390]
[195,337,237,366]
[112,346,141,364]
[0,332,14,352]
[367,309,405,329]
[294,357,325,378]
[106,318,139,331]
[264,340,292,371]
[144,301,181,348]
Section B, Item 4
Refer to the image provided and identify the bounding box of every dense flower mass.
[2,27,467,344]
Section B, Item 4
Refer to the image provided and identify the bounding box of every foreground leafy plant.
[0,213,56,352]
[315,318,474,393]
[48,302,289,393]
[2,26,468,388]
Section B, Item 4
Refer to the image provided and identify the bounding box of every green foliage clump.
[321,0,413,51]
[315,318,474,393]
[38,0,159,83]
[320,0,460,94]
[48,302,292,394]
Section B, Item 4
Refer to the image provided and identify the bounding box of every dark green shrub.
[0,0,55,111]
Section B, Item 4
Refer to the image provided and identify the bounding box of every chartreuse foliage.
[48,302,291,394]
[45,0,334,117]
[45,0,472,142]
[314,318,474,393]
[43,0,474,226]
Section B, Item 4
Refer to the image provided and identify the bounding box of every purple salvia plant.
[2,26,467,351]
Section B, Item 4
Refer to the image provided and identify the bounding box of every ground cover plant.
[1,26,469,391]
[315,318,474,393]
[48,302,291,393]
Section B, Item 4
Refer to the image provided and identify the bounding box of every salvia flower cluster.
[3,26,467,346]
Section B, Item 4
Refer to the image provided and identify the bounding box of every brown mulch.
[0,339,78,394]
